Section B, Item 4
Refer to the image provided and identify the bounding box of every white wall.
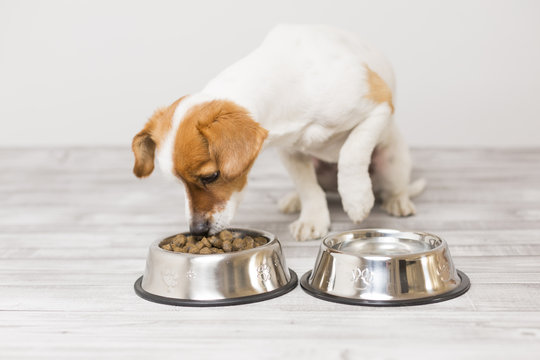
[1,0,539,148]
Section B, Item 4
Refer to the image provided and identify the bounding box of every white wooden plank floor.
[1,147,540,359]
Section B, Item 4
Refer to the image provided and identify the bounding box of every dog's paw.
[278,191,301,214]
[289,216,329,241]
[382,194,416,217]
[342,189,375,224]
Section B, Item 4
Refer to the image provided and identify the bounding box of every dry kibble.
[222,240,233,252]
[219,230,234,242]
[160,231,269,254]
[172,234,186,247]
[162,243,173,251]
[200,237,212,248]
[254,237,268,246]
[199,247,212,255]
[244,236,255,249]
[208,236,223,248]
[232,237,246,251]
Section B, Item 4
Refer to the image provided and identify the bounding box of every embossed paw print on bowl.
[351,266,373,290]
[257,264,272,281]
[161,270,179,293]
[134,228,297,307]
[301,229,470,306]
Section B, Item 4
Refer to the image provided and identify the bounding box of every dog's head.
[132,98,268,235]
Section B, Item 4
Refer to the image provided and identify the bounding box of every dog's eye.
[200,171,220,185]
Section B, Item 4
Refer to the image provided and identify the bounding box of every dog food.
[160,230,268,254]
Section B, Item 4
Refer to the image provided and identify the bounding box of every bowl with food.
[134,228,297,306]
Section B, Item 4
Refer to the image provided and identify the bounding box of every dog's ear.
[131,97,186,178]
[131,106,172,178]
[198,109,268,180]
[132,129,156,177]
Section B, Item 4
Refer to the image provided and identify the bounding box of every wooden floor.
[1,147,539,359]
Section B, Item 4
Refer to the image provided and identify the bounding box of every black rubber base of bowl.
[300,270,470,307]
[134,270,298,307]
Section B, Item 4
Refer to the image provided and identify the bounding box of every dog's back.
[262,24,395,92]
[203,24,396,146]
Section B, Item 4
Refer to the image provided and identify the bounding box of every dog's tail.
[408,178,427,198]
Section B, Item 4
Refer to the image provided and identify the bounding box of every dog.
[132,24,425,241]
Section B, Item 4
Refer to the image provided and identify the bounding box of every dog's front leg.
[338,105,392,223]
[279,150,330,241]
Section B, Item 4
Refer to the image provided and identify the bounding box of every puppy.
[132,24,425,241]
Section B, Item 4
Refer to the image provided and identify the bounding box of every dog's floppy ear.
[198,108,268,180]
[132,106,173,178]
[132,96,185,178]
[132,129,156,177]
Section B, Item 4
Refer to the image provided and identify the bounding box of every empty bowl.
[300,229,470,306]
[134,228,297,306]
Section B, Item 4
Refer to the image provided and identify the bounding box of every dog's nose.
[190,219,210,235]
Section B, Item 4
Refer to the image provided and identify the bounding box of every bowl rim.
[152,227,278,257]
[321,228,446,258]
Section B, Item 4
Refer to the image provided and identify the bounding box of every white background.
[1,0,539,148]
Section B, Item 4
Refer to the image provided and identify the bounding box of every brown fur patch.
[365,66,394,113]
[132,97,185,177]
[173,100,268,219]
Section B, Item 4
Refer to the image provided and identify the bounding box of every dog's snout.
[190,218,210,235]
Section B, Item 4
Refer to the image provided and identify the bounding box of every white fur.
[184,192,192,226]
[208,191,244,234]
[156,25,421,240]
[157,93,216,176]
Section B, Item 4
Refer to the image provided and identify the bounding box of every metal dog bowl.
[300,229,470,306]
[134,228,297,306]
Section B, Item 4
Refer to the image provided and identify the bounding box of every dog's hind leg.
[338,104,393,223]
[371,122,425,216]
[279,150,330,241]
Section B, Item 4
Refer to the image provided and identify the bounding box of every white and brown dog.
[132,25,425,241]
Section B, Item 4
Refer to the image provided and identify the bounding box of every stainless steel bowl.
[300,229,470,306]
[134,228,297,306]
